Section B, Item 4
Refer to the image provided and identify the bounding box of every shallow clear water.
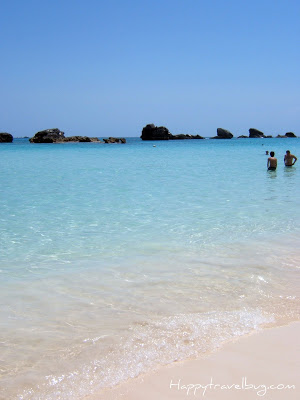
[0,137,299,399]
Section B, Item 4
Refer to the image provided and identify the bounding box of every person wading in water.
[284,150,297,166]
[267,151,277,171]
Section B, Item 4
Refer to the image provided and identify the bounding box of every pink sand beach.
[85,322,300,400]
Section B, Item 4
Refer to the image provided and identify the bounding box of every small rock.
[249,128,265,138]
[29,128,65,143]
[103,137,126,143]
[0,132,13,142]
[211,128,233,139]
[29,129,101,143]
[285,132,297,138]
[141,124,172,140]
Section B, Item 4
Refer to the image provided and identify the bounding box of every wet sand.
[86,322,300,400]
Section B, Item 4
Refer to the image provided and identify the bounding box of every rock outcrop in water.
[63,136,100,142]
[103,137,126,143]
[29,128,64,142]
[211,128,233,139]
[0,132,13,142]
[171,134,204,140]
[141,124,172,140]
[249,128,265,138]
[285,132,297,137]
[277,132,297,138]
[29,128,100,143]
[141,124,204,140]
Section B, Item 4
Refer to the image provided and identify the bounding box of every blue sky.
[1,0,299,137]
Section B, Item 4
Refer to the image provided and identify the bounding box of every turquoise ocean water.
[0,137,299,399]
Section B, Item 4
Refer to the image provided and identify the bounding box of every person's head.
[266,151,269,155]
[286,150,290,155]
[270,151,275,157]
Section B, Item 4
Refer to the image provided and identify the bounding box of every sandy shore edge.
[85,322,300,400]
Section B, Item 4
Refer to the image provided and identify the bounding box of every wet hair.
[270,151,275,157]
[286,150,290,154]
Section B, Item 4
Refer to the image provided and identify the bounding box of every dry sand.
[86,322,300,400]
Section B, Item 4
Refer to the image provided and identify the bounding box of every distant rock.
[0,132,13,142]
[141,124,172,140]
[217,128,234,139]
[171,134,190,140]
[285,132,297,138]
[192,134,205,139]
[193,134,205,139]
[249,128,265,138]
[63,136,87,142]
[211,128,233,139]
[103,137,126,143]
[265,135,273,138]
[237,135,248,138]
[63,136,100,142]
[29,128,65,143]
[29,129,100,143]
[141,124,204,140]
[276,133,296,138]
[170,134,204,140]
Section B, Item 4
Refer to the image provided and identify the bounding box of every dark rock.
[265,135,273,138]
[61,136,74,142]
[238,135,248,138]
[107,137,119,143]
[63,136,94,142]
[78,136,91,142]
[29,128,65,143]
[0,132,13,142]
[29,129,101,143]
[285,132,297,138]
[65,136,100,142]
[171,134,191,140]
[141,124,172,140]
[276,135,287,138]
[64,136,88,142]
[192,134,205,139]
[211,128,233,139]
[217,128,234,139]
[249,128,265,138]
[103,137,126,143]
[141,124,204,140]
[170,134,205,140]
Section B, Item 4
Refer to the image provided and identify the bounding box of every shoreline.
[85,321,300,400]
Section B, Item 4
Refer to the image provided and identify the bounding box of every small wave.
[18,309,274,400]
